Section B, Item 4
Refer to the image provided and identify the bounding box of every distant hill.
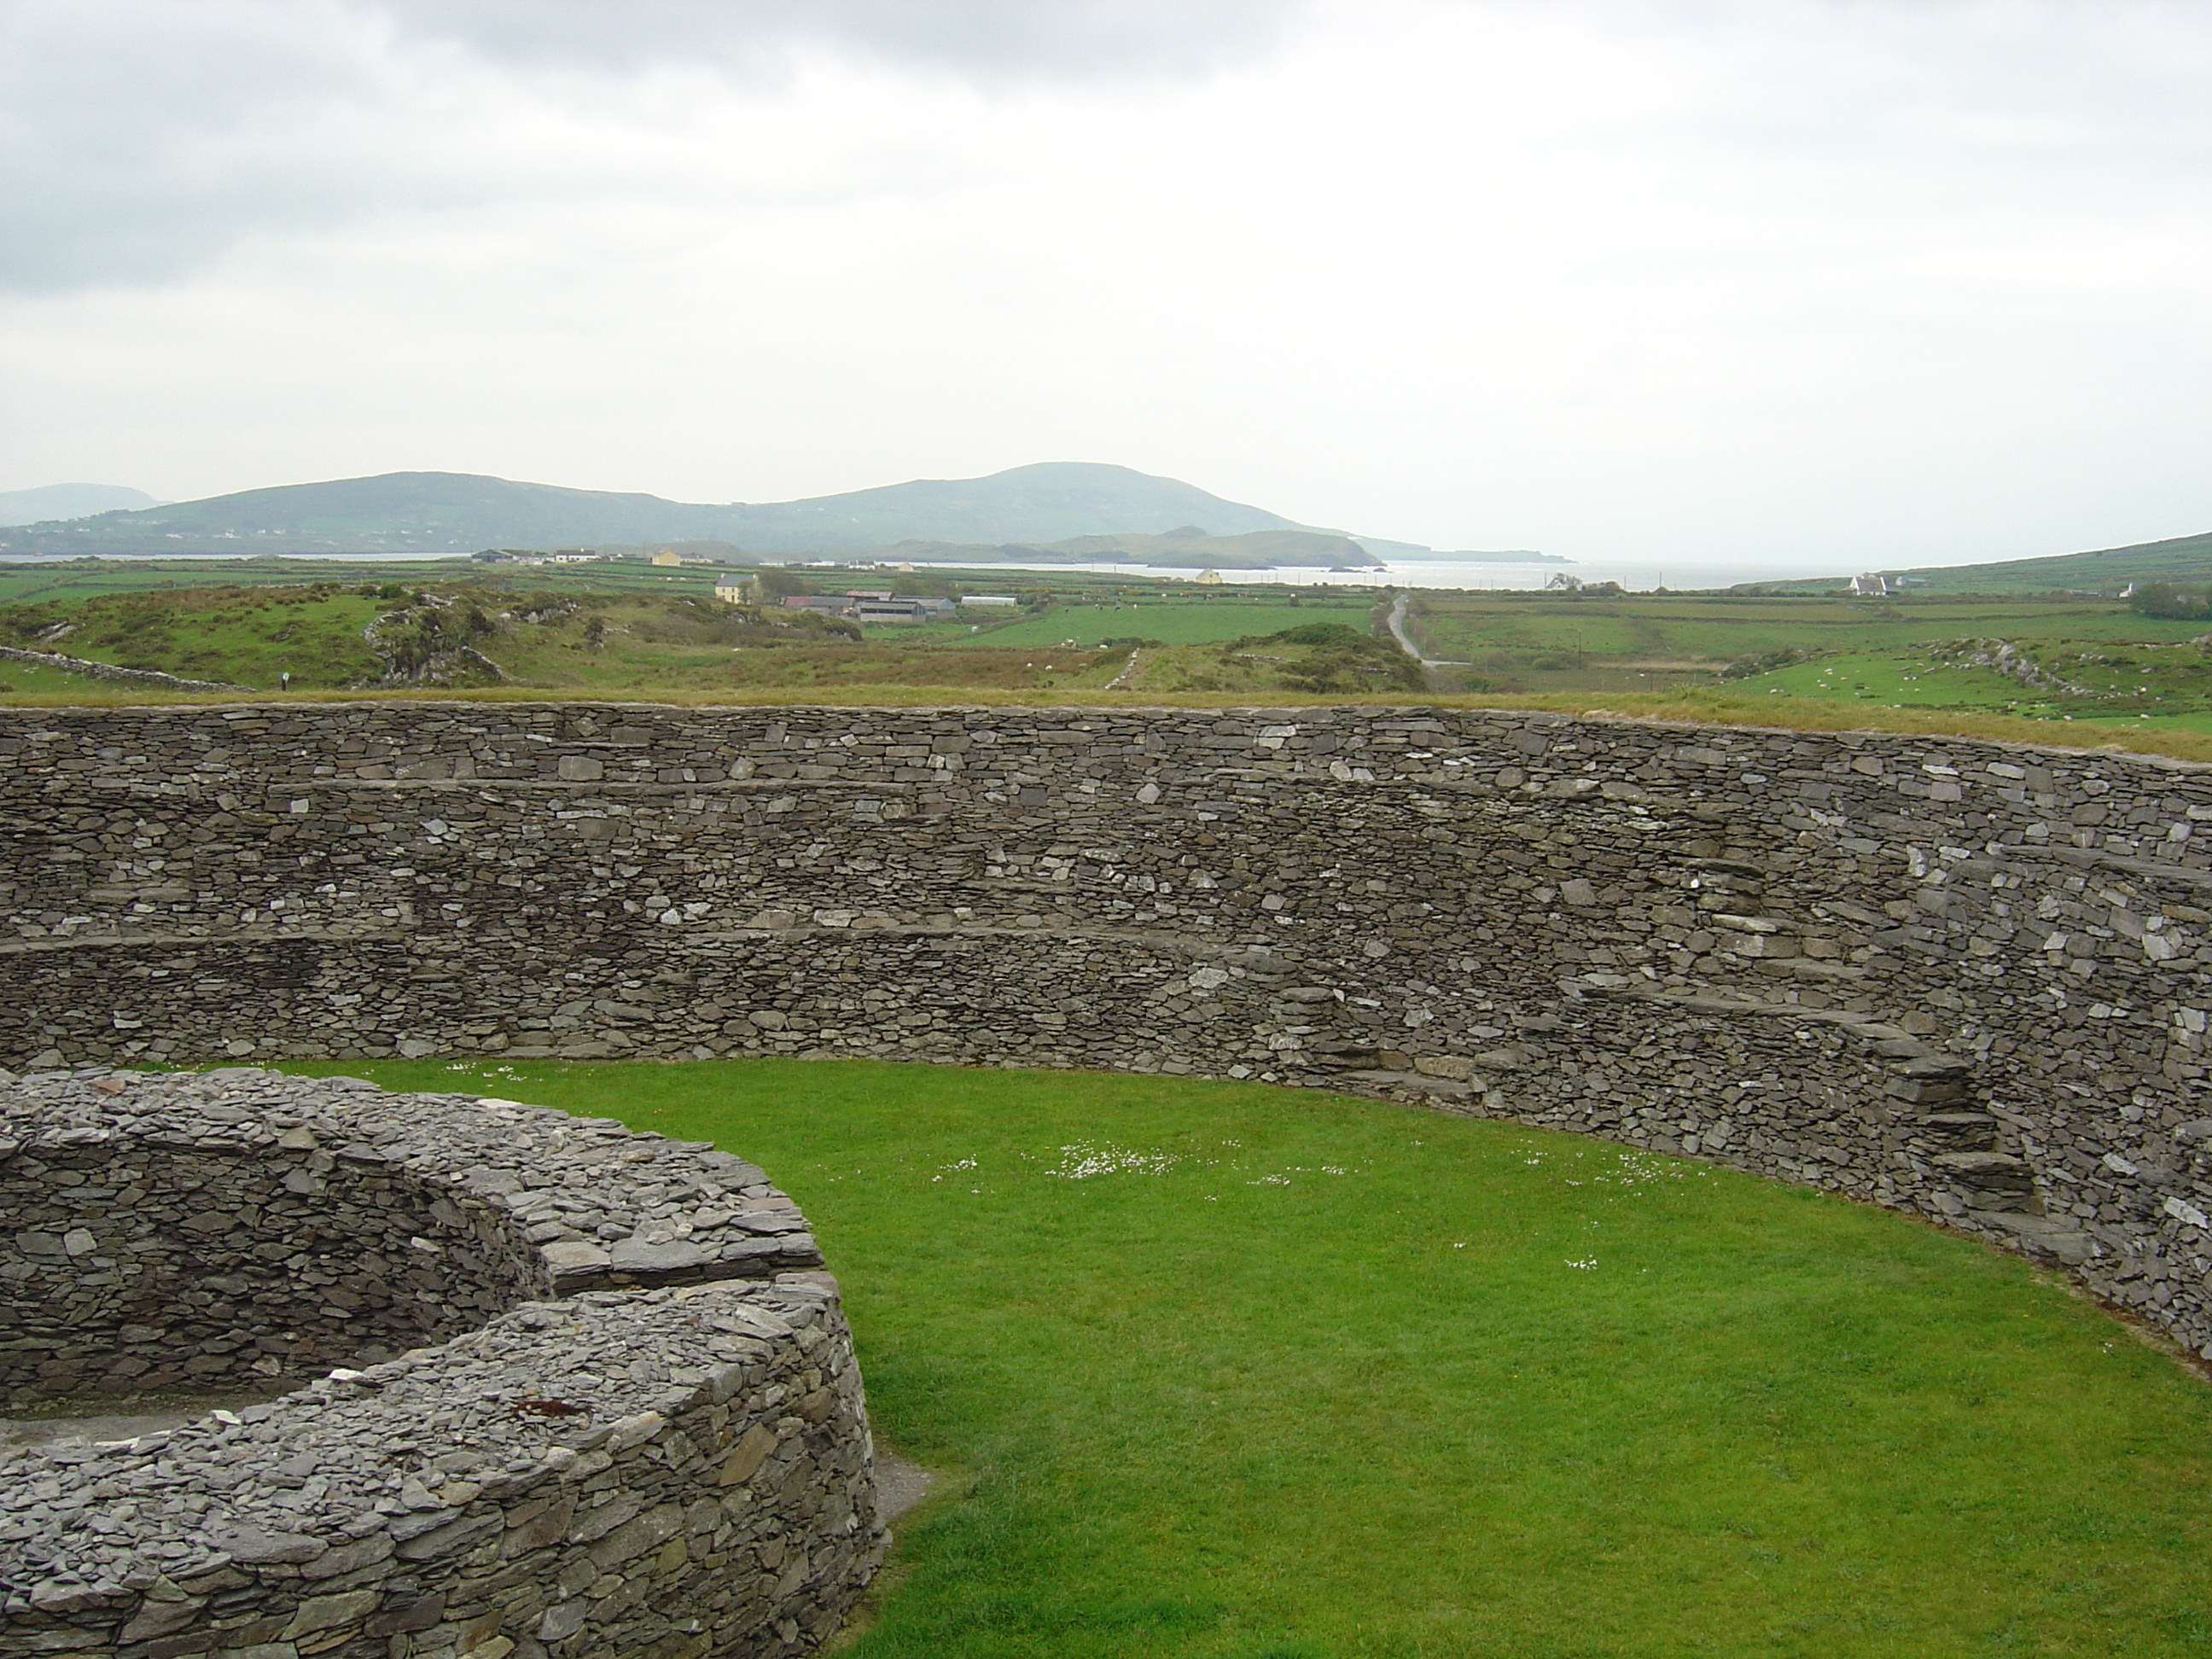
[868,527,1380,570]
[0,483,162,527]
[1741,529,2212,596]
[0,463,1354,556]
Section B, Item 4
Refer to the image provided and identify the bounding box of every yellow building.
[651,549,681,568]
[1196,568,1224,585]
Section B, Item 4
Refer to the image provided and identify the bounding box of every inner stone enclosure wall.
[1,1072,879,1659]
[9,701,2212,1357]
[0,1122,540,1402]
[0,1071,825,1409]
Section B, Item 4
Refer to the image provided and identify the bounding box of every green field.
[962,596,1377,649]
[0,556,747,608]
[28,563,2212,765]
[0,655,115,695]
[1403,592,2212,696]
[0,571,1410,698]
[0,556,1222,610]
[282,1057,2212,1659]
[1727,639,2212,734]
[1738,650,2026,710]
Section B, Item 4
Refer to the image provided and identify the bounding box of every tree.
[749,568,812,601]
[2128,582,2212,620]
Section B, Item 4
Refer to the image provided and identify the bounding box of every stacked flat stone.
[1,1282,881,1659]
[0,1069,824,1406]
[8,702,2212,1361]
[0,1071,879,1658]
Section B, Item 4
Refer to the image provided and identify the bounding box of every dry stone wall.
[0,648,244,696]
[6,702,2212,1362]
[0,1069,825,1409]
[0,1069,880,1659]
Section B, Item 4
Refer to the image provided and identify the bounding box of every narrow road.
[1385,593,1466,670]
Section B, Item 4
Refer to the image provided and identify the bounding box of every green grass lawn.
[290,1057,2212,1659]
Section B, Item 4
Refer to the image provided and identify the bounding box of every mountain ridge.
[0,462,1378,558]
[0,483,162,527]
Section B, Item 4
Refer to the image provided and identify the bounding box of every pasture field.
[1403,591,2212,696]
[23,567,2212,760]
[957,595,1377,649]
[0,573,1404,698]
[0,655,114,695]
[0,583,392,687]
[0,556,1190,611]
[271,1057,2212,1659]
[1730,640,2212,735]
[0,556,744,608]
[0,581,1144,696]
[1735,651,2026,712]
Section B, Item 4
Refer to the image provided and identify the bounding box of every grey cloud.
[2,2,471,294]
[381,1,1301,80]
[0,0,1300,294]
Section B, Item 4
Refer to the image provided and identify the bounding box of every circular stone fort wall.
[0,1068,882,1658]
[4,700,2212,1349]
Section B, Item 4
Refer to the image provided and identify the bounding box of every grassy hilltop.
[1745,527,2212,597]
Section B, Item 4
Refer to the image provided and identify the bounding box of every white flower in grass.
[1044,1141,1184,1179]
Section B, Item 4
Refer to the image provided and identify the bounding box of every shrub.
[1721,648,1813,681]
[2128,582,2212,620]
[1268,622,1371,648]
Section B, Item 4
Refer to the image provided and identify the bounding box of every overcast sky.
[3,0,2207,570]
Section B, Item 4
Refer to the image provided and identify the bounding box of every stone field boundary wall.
[5,701,2212,1357]
[0,648,245,696]
[1,1069,882,1659]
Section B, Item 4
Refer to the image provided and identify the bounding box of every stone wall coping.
[9,696,2212,774]
[0,1069,824,1292]
[0,1278,840,1607]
